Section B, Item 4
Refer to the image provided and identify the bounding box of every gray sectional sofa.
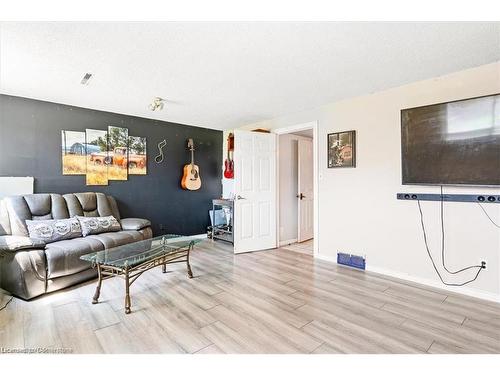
[0,192,152,300]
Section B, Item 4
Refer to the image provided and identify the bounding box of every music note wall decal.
[155,139,167,164]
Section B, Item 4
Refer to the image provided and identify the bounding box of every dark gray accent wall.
[0,94,222,236]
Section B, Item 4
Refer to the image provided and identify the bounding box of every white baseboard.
[314,253,500,304]
[279,238,298,247]
[315,252,338,264]
[367,265,500,304]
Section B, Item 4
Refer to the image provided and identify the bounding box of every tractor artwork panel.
[107,126,129,181]
[128,136,147,175]
[85,128,109,186]
[61,126,147,186]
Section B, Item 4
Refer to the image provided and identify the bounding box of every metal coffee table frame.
[90,239,194,314]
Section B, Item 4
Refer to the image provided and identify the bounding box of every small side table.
[211,198,234,244]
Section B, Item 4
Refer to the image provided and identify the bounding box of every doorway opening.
[276,122,318,256]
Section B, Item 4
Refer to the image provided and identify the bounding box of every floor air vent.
[337,252,366,270]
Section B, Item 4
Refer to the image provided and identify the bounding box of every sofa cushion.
[3,194,69,236]
[26,217,82,244]
[64,192,116,218]
[44,237,105,278]
[0,199,11,235]
[0,235,46,252]
[87,230,145,249]
[120,218,151,231]
[77,215,121,236]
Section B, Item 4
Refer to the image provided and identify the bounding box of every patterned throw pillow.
[26,217,82,244]
[76,215,121,236]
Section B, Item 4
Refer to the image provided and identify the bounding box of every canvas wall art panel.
[61,130,87,175]
[85,129,109,185]
[107,126,129,181]
[128,136,147,175]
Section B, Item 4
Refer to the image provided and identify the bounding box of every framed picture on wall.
[327,130,356,168]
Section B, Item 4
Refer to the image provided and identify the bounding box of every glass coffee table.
[80,235,203,314]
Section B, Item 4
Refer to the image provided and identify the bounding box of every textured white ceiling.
[1,22,499,130]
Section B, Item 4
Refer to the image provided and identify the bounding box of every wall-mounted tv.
[401,94,500,186]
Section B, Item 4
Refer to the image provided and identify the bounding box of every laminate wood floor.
[1,240,499,354]
[280,239,313,255]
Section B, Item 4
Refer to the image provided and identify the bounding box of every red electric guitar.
[224,133,234,179]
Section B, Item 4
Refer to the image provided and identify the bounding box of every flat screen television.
[401,94,500,186]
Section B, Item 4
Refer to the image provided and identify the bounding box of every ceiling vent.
[80,73,93,85]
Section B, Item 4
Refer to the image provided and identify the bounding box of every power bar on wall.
[397,193,500,204]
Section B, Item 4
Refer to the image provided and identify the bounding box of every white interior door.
[233,130,277,253]
[298,138,314,242]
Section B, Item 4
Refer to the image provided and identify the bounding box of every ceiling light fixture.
[80,73,93,85]
[149,97,165,112]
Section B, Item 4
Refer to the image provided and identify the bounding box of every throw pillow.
[76,215,121,236]
[26,217,82,244]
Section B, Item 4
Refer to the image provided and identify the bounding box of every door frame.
[274,121,319,257]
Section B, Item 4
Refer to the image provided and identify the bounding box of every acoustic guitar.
[223,132,234,179]
[181,139,202,190]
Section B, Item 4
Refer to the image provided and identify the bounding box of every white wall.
[0,177,34,199]
[278,133,312,244]
[241,62,500,302]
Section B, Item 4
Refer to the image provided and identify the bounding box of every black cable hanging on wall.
[417,186,486,287]
[476,202,500,228]
[438,186,484,275]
